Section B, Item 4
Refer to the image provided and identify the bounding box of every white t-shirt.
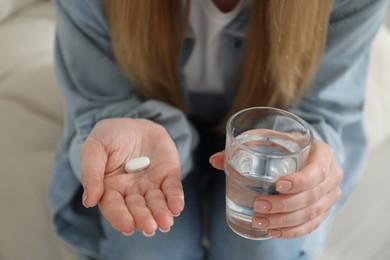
[183,0,246,94]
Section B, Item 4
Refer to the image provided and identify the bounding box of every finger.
[80,137,107,207]
[275,140,333,194]
[99,189,135,235]
[162,175,185,217]
[252,186,342,229]
[125,192,158,236]
[275,162,326,194]
[145,189,174,232]
[267,208,332,239]
[209,151,225,171]
[254,166,342,214]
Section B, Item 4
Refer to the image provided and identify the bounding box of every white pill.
[125,156,151,173]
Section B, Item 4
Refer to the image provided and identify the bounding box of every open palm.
[80,118,184,236]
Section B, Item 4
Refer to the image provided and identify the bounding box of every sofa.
[0,1,389,259]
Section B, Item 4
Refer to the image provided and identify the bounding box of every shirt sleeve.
[289,0,388,196]
[53,0,199,181]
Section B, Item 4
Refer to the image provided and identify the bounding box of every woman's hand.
[209,140,343,239]
[80,118,184,236]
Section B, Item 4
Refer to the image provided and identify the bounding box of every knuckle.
[280,198,289,212]
[336,168,344,182]
[307,205,321,221]
[312,162,326,182]
[278,214,287,227]
[315,162,325,179]
[318,184,327,198]
[335,187,342,201]
[310,162,326,184]
[300,172,308,190]
[308,188,320,205]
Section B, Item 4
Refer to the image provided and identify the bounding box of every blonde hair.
[105,0,333,121]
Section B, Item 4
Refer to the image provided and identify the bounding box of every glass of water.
[224,107,313,240]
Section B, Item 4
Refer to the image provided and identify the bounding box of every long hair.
[105,0,333,121]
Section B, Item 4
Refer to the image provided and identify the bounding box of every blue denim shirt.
[49,0,387,257]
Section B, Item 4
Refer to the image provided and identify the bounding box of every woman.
[48,0,387,259]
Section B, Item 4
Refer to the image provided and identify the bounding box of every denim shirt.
[49,0,387,256]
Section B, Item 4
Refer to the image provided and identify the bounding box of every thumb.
[209,151,225,171]
[80,137,106,208]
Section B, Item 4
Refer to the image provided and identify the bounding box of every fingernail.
[209,151,223,163]
[82,188,89,208]
[276,180,292,192]
[268,230,282,238]
[142,231,156,237]
[252,217,269,229]
[254,200,271,212]
[173,212,181,217]
[122,231,134,236]
[159,227,171,233]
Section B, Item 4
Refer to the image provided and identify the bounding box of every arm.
[210,0,388,239]
[54,0,199,180]
[290,0,388,198]
[53,0,198,235]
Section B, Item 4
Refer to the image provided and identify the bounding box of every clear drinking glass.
[224,107,313,240]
